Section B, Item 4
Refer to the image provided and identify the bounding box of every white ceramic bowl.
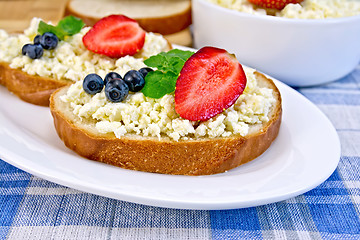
[192,0,360,86]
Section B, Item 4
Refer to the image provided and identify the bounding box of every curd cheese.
[0,18,170,82]
[60,66,275,141]
[208,0,360,19]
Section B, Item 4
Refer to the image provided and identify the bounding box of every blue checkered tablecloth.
[1,66,360,239]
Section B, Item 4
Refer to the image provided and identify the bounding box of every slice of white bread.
[50,71,282,175]
[162,27,193,47]
[0,40,173,106]
[0,27,172,106]
[0,62,70,106]
[65,0,192,35]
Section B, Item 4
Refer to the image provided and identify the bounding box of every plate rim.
[0,51,341,210]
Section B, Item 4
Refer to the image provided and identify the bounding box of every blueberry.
[123,70,145,92]
[22,44,43,59]
[138,67,153,78]
[83,74,104,95]
[40,32,58,50]
[104,72,122,86]
[33,35,41,44]
[105,78,129,102]
[22,44,31,55]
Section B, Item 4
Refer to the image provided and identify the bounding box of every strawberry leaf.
[142,49,194,99]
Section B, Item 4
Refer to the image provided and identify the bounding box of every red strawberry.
[175,46,247,121]
[82,15,145,58]
[248,0,303,10]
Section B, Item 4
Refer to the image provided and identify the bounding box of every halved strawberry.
[82,15,145,58]
[247,0,303,10]
[175,46,246,121]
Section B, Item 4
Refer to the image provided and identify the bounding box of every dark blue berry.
[33,35,41,44]
[40,32,58,50]
[105,78,129,102]
[83,74,104,95]
[22,44,31,55]
[22,44,43,59]
[104,72,122,86]
[138,67,153,78]
[123,70,145,92]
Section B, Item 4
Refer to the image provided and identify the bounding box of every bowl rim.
[194,0,360,24]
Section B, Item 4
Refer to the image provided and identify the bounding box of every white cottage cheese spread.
[60,66,275,141]
[208,0,360,19]
[0,18,169,82]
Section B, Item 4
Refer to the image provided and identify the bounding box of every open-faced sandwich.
[50,46,282,175]
[0,15,171,106]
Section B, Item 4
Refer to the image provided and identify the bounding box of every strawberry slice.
[175,46,246,121]
[247,0,303,10]
[82,15,145,58]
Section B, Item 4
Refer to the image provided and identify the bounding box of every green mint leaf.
[57,16,85,36]
[163,49,194,62]
[142,49,194,99]
[143,54,168,70]
[141,71,177,99]
[38,21,66,40]
[168,56,186,74]
[144,49,194,73]
[38,16,85,40]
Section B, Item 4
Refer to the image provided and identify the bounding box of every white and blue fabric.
[1,65,360,239]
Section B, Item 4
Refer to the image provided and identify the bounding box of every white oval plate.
[0,72,340,210]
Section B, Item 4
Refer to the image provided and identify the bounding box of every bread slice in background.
[50,71,282,175]
[164,27,192,47]
[0,0,67,33]
[65,0,192,35]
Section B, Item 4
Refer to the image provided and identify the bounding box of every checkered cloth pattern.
[1,65,360,240]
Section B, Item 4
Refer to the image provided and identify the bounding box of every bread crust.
[0,62,70,106]
[164,27,193,47]
[65,0,192,35]
[50,71,282,175]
